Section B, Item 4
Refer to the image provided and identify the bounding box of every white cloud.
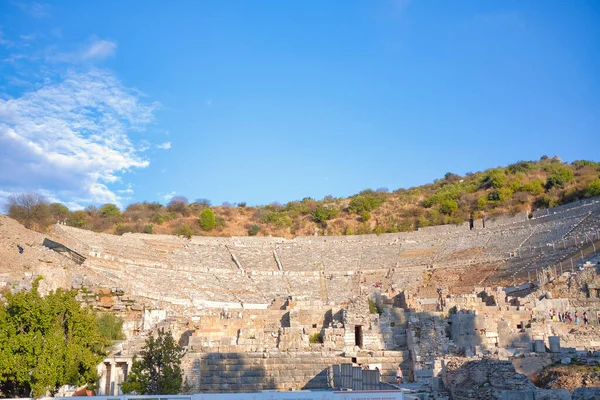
[117,183,134,195]
[161,191,176,202]
[48,38,118,63]
[157,141,171,150]
[0,69,158,207]
[82,39,117,60]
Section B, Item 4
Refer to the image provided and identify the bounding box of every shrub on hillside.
[360,211,371,222]
[114,223,136,235]
[199,208,216,231]
[150,213,165,224]
[167,196,190,216]
[147,202,164,211]
[573,160,600,169]
[176,224,193,239]
[143,223,154,234]
[546,166,575,189]
[248,224,260,236]
[215,216,226,229]
[311,205,339,223]
[533,195,556,209]
[484,169,508,189]
[100,203,121,218]
[585,179,600,198]
[285,199,314,217]
[260,210,293,228]
[488,187,513,202]
[439,199,459,215]
[195,198,212,207]
[48,203,69,219]
[507,161,537,174]
[520,179,545,195]
[67,210,88,228]
[348,190,385,214]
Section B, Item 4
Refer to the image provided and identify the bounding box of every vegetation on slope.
[4,156,600,237]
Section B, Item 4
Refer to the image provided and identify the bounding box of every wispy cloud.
[0,29,15,48]
[156,141,171,150]
[117,183,134,195]
[82,39,117,60]
[47,38,118,63]
[0,69,159,207]
[15,1,50,18]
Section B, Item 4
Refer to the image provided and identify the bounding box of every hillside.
[4,156,600,238]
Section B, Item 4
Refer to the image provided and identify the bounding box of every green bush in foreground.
[0,279,109,397]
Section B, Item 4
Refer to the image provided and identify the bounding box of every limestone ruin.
[2,197,600,399]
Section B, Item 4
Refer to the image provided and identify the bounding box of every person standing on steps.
[396,364,403,385]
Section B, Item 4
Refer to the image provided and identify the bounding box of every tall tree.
[5,192,50,229]
[122,329,186,395]
[0,279,109,397]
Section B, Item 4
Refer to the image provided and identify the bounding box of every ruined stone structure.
[2,198,600,399]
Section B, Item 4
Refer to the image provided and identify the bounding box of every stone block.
[499,390,534,400]
[415,369,433,379]
[534,389,571,400]
[534,340,546,353]
[548,336,560,353]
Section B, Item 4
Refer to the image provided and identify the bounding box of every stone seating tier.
[49,198,600,308]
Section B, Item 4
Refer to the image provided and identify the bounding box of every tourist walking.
[583,311,589,325]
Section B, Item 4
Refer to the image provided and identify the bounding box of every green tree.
[100,203,121,218]
[199,208,216,231]
[122,329,186,395]
[96,313,126,341]
[66,210,88,227]
[0,279,108,397]
[48,203,70,219]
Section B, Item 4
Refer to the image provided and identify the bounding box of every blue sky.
[0,1,599,209]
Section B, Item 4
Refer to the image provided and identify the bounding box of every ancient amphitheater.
[2,197,600,399]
